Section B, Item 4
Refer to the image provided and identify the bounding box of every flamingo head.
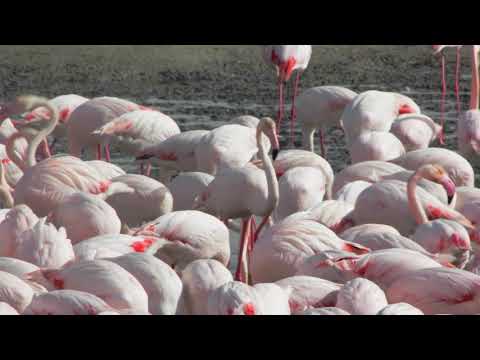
[258,117,280,160]
[418,164,456,201]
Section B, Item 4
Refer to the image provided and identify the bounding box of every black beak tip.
[272,149,279,161]
[448,195,454,205]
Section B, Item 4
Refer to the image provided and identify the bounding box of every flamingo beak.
[440,176,456,202]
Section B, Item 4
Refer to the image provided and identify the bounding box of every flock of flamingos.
[0,45,479,315]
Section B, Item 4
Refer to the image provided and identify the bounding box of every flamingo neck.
[407,173,429,225]
[6,133,28,171]
[256,127,279,218]
[302,126,315,153]
[26,100,59,167]
[470,45,479,111]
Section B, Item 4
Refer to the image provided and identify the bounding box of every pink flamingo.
[194,118,280,283]
[0,257,39,278]
[178,259,233,315]
[432,45,464,142]
[391,114,442,152]
[0,302,18,315]
[391,147,475,188]
[353,165,471,236]
[457,45,480,162]
[275,276,341,314]
[0,270,34,313]
[341,90,421,146]
[28,259,149,312]
[0,205,38,257]
[349,131,406,164]
[48,192,122,244]
[335,278,388,315]
[93,109,181,175]
[23,290,112,315]
[167,172,214,211]
[274,149,334,199]
[273,166,327,222]
[66,97,143,162]
[261,45,312,143]
[250,216,369,284]
[14,217,75,269]
[296,86,357,156]
[134,210,231,272]
[334,181,372,206]
[107,253,183,315]
[103,174,173,228]
[377,303,424,315]
[206,281,266,315]
[386,267,480,315]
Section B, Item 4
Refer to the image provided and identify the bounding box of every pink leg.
[104,145,111,163]
[319,129,326,158]
[277,78,285,135]
[455,48,462,115]
[140,163,145,175]
[248,217,257,253]
[439,55,447,145]
[42,139,52,159]
[96,144,102,160]
[253,216,271,245]
[289,71,302,146]
[146,164,152,177]
[234,218,250,283]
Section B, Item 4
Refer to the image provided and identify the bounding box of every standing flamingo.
[295,86,357,156]
[194,118,280,283]
[261,45,312,143]
[432,45,464,142]
[457,45,480,163]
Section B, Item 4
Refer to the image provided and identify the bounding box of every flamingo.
[457,45,480,163]
[0,205,38,257]
[348,131,406,164]
[391,148,475,188]
[386,267,480,315]
[295,86,357,156]
[335,278,388,315]
[275,276,341,314]
[341,90,421,146]
[250,216,369,284]
[178,259,233,315]
[0,302,18,315]
[167,172,214,211]
[194,118,280,283]
[432,45,464,142]
[206,281,265,315]
[377,303,424,315]
[28,259,149,312]
[353,164,471,236]
[48,192,122,244]
[261,45,312,143]
[0,257,39,278]
[299,307,350,315]
[107,253,183,315]
[273,166,327,222]
[66,97,143,161]
[0,270,34,313]
[13,217,75,268]
[92,109,181,175]
[23,290,112,315]
[334,181,372,206]
[391,114,442,152]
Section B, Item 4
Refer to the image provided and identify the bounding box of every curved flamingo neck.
[470,45,479,111]
[6,133,28,171]
[26,99,59,167]
[256,126,279,217]
[407,172,429,225]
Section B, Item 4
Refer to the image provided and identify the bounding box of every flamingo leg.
[42,139,52,159]
[234,218,250,283]
[140,163,145,175]
[253,215,271,246]
[289,71,302,146]
[50,138,57,153]
[456,48,462,114]
[248,217,257,253]
[277,78,285,136]
[319,129,326,158]
[96,144,103,160]
[440,54,447,145]
[104,145,111,163]
[146,163,152,177]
